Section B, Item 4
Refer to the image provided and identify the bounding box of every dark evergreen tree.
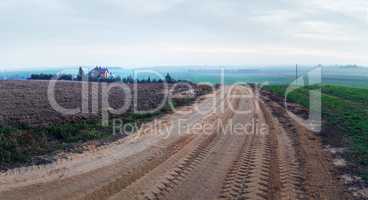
[165,73,175,83]
[58,74,73,80]
[76,67,85,81]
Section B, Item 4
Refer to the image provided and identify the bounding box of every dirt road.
[0,86,348,200]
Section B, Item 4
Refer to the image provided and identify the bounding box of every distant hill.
[338,65,364,69]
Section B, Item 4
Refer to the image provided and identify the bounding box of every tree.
[165,73,175,83]
[123,75,134,83]
[29,73,53,80]
[77,67,85,81]
[58,74,73,80]
[115,76,122,82]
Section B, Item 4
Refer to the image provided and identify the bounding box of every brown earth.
[0,80,209,127]
[0,86,351,200]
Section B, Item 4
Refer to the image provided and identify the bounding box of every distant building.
[88,66,112,80]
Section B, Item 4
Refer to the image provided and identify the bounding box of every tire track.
[273,119,305,200]
[141,90,243,200]
[108,89,241,200]
[83,89,231,199]
[79,95,233,200]
[259,98,306,200]
[217,94,273,200]
[218,94,306,200]
[80,135,195,200]
[142,108,236,200]
[218,133,272,200]
[218,135,256,199]
[260,90,350,200]
[144,131,221,200]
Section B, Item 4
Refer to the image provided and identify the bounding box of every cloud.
[0,0,367,68]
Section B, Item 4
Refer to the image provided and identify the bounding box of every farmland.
[0,80,213,168]
[0,85,350,200]
[262,84,368,181]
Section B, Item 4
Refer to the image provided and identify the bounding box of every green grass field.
[263,84,368,180]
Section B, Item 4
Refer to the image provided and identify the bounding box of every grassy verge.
[263,84,368,180]
[0,112,162,168]
[0,96,199,169]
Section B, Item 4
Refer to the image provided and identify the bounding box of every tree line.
[29,73,73,80]
[28,67,177,84]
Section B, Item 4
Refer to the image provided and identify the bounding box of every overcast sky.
[1,0,368,69]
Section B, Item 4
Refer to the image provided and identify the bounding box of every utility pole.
[296,64,298,85]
